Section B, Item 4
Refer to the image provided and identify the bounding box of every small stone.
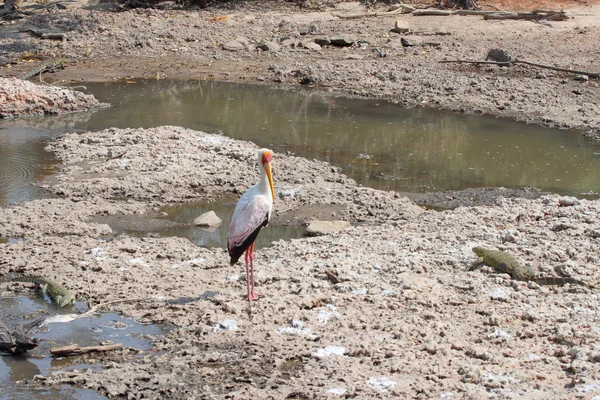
[314,36,331,46]
[235,36,250,46]
[306,221,351,236]
[394,19,410,33]
[330,34,357,46]
[278,20,296,30]
[486,48,512,63]
[257,41,281,52]
[222,40,245,51]
[574,75,589,82]
[558,196,580,207]
[401,37,423,47]
[193,211,222,227]
[301,42,322,51]
[490,288,509,302]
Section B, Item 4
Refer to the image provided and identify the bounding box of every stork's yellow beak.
[264,161,275,201]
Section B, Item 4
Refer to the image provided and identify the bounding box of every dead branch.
[27,29,66,40]
[332,8,404,18]
[50,343,122,357]
[439,58,599,78]
[412,9,452,16]
[483,10,568,20]
[412,8,568,21]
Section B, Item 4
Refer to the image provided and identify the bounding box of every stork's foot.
[247,291,262,301]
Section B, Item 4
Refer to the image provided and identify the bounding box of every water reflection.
[96,199,305,250]
[0,294,168,400]
[0,127,61,207]
[1,80,599,203]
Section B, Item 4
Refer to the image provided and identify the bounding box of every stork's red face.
[261,151,273,165]
[261,151,275,201]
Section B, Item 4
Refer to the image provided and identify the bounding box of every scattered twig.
[439,58,599,78]
[27,29,66,40]
[332,8,405,18]
[412,8,567,21]
[483,9,568,20]
[50,343,122,357]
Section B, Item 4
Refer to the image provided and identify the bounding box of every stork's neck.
[258,165,272,198]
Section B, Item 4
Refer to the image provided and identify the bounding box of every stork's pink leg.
[244,247,252,301]
[248,242,261,301]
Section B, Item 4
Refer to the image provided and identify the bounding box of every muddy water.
[1,80,599,205]
[0,294,170,400]
[94,198,305,250]
[0,126,61,207]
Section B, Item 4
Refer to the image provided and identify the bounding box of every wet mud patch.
[0,294,171,400]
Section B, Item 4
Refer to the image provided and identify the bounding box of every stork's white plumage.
[227,148,275,301]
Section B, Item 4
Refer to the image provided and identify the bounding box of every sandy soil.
[1,1,600,399]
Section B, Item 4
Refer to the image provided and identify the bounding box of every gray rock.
[394,20,410,33]
[486,48,512,63]
[401,37,423,47]
[193,211,222,227]
[280,38,300,47]
[558,196,580,207]
[235,36,250,46]
[258,41,281,52]
[278,20,296,30]
[302,42,322,51]
[490,288,509,302]
[314,36,331,46]
[306,220,351,236]
[574,75,589,82]
[222,40,245,52]
[330,34,357,46]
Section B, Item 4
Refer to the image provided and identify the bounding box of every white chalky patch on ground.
[318,304,341,324]
[198,135,225,145]
[278,320,317,339]
[578,384,600,393]
[186,257,205,265]
[327,388,346,395]
[488,329,512,340]
[490,288,509,301]
[90,247,104,257]
[312,346,346,358]
[213,319,237,331]
[368,376,396,392]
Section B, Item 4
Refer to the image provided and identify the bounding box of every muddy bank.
[0,2,599,132]
[43,126,424,223]
[0,77,109,118]
[0,126,599,398]
[1,193,599,398]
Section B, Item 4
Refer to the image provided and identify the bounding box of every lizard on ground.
[20,58,69,81]
[471,247,596,288]
[0,275,76,307]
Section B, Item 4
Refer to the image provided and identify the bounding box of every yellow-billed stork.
[227,148,275,301]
